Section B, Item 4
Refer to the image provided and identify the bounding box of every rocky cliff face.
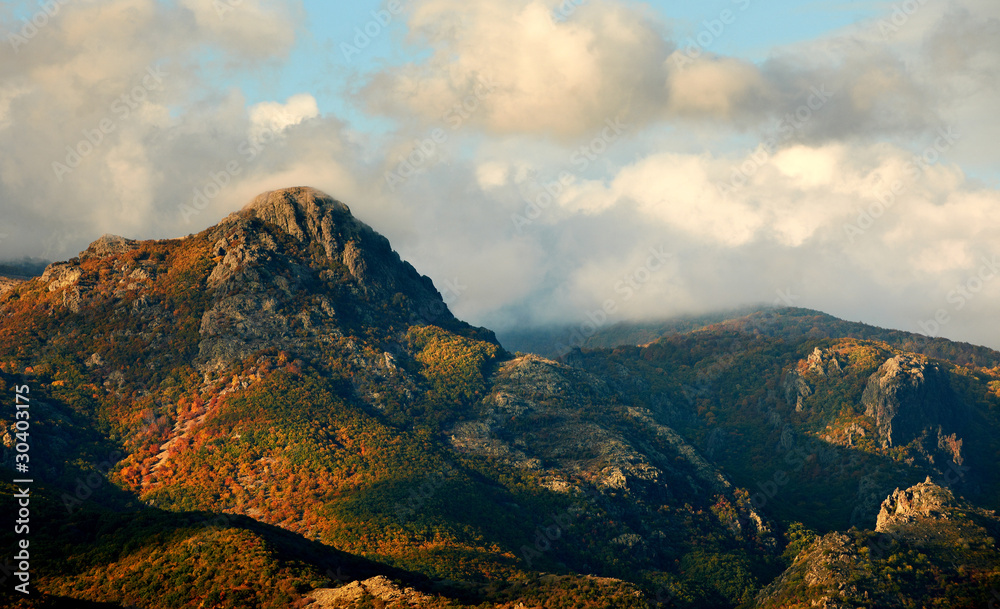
[5,187,1000,609]
[196,187,459,369]
[862,354,966,458]
[23,188,466,372]
[307,575,434,607]
[234,187,440,303]
[875,477,955,532]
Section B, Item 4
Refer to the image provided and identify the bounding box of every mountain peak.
[185,186,477,368]
[230,187,354,259]
[875,478,957,532]
[214,186,424,299]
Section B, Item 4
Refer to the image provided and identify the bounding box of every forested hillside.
[2,188,997,608]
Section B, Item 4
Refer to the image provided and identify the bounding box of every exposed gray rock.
[307,575,432,607]
[450,354,774,548]
[861,354,965,449]
[82,234,139,258]
[196,186,460,370]
[875,477,954,532]
[782,370,812,412]
[806,346,842,376]
[41,262,81,292]
[0,275,24,294]
[231,186,441,303]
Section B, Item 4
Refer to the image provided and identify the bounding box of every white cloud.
[475,161,509,190]
[363,0,675,138]
[249,93,320,140]
[357,0,994,145]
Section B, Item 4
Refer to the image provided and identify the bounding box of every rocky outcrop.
[196,186,462,369]
[806,346,842,376]
[306,576,432,607]
[875,477,955,532]
[754,531,893,609]
[82,234,139,258]
[781,348,840,412]
[41,262,82,292]
[232,186,440,303]
[782,370,812,412]
[0,275,24,294]
[757,479,1000,608]
[861,354,965,450]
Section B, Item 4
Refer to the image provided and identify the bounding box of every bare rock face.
[232,186,436,301]
[782,370,812,412]
[756,476,1000,609]
[861,354,964,450]
[449,354,774,549]
[41,262,82,292]
[82,234,139,258]
[875,477,955,532]
[307,575,432,607]
[239,187,351,256]
[806,346,842,376]
[196,186,457,370]
[0,275,24,294]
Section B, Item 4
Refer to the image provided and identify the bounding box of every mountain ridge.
[1,187,998,608]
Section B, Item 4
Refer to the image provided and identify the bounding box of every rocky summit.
[1,188,999,608]
[756,478,1000,609]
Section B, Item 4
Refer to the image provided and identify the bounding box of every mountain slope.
[0,188,773,607]
[2,187,998,608]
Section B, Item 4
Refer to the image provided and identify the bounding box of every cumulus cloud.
[362,0,675,138]
[249,93,320,140]
[358,0,999,154]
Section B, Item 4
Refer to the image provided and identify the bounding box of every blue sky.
[2,0,999,349]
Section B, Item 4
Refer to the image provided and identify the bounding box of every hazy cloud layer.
[1,0,998,349]
[359,0,992,144]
